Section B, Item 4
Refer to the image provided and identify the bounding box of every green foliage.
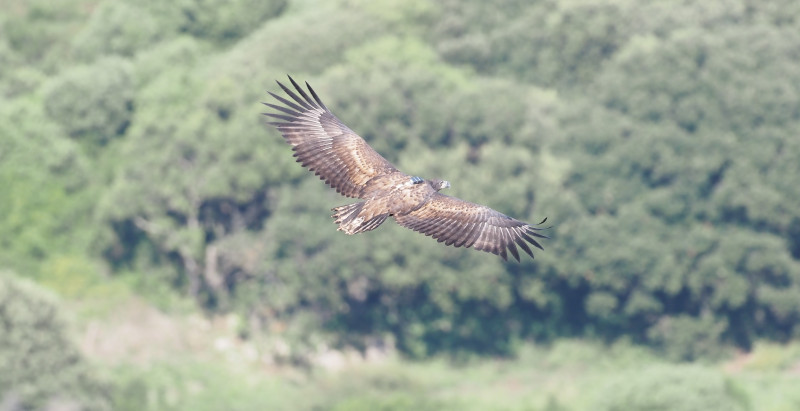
[224,2,386,75]
[110,355,448,411]
[0,272,110,410]
[3,0,800,364]
[133,36,202,87]
[70,0,286,62]
[99,339,800,411]
[0,99,95,276]
[110,358,301,411]
[0,38,22,81]
[596,25,800,136]
[176,0,287,44]
[0,0,94,70]
[432,0,635,88]
[43,57,134,145]
[330,393,444,411]
[71,1,165,60]
[598,364,750,411]
[648,314,730,361]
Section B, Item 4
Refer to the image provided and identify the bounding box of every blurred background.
[1,0,800,409]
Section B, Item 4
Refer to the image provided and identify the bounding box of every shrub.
[71,2,163,60]
[43,57,134,145]
[0,272,110,410]
[598,364,750,411]
[647,314,729,361]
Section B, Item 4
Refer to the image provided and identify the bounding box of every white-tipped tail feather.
[331,202,388,235]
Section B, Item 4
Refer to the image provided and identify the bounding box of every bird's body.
[333,173,445,235]
[264,77,548,261]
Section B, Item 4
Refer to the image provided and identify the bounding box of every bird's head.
[429,179,451,191]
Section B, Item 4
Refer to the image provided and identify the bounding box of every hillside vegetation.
[1,0,799,409]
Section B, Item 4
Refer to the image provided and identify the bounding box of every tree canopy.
[1,0,799,361]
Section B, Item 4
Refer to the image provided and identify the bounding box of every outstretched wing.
[263,76,399,198]
[394,193,548,261]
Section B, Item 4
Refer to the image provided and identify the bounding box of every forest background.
[1,0,800,409]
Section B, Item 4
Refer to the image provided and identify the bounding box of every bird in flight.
[263,76,548,261]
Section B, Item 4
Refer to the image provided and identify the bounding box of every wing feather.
[262,103,300,117]
[264,76,399,198]
[277,79,314,110]
[521,230,545,251]
[506,231,520,262]
[306,81,329,111]
[453,221,480,248]
[515,236,535,259]
[394,193,548,260]
[266,91,305,112]
[263,113,296,122]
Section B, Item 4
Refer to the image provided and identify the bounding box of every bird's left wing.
[263,76,400,198]
[394,193,548,261]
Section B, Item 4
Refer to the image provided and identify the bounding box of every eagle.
[263,76,548,261]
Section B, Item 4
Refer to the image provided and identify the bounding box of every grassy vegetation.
[56,281,798,410]
[3,263,799,409]
[102,328,800,410]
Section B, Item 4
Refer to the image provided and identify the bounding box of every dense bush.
[71,1,164,60]
[176,0,287,43]
[0,272,110,410]
[43,57,134,145]
[0,0,93,70]
[0,100,94,276]
[3,0,800,360]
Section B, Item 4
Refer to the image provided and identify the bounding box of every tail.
[332,202,388,235]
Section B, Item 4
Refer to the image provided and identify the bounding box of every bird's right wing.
[263,76,399,199]
[394,193,548,261]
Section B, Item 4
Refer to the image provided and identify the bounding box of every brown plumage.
[263,76,548,261]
